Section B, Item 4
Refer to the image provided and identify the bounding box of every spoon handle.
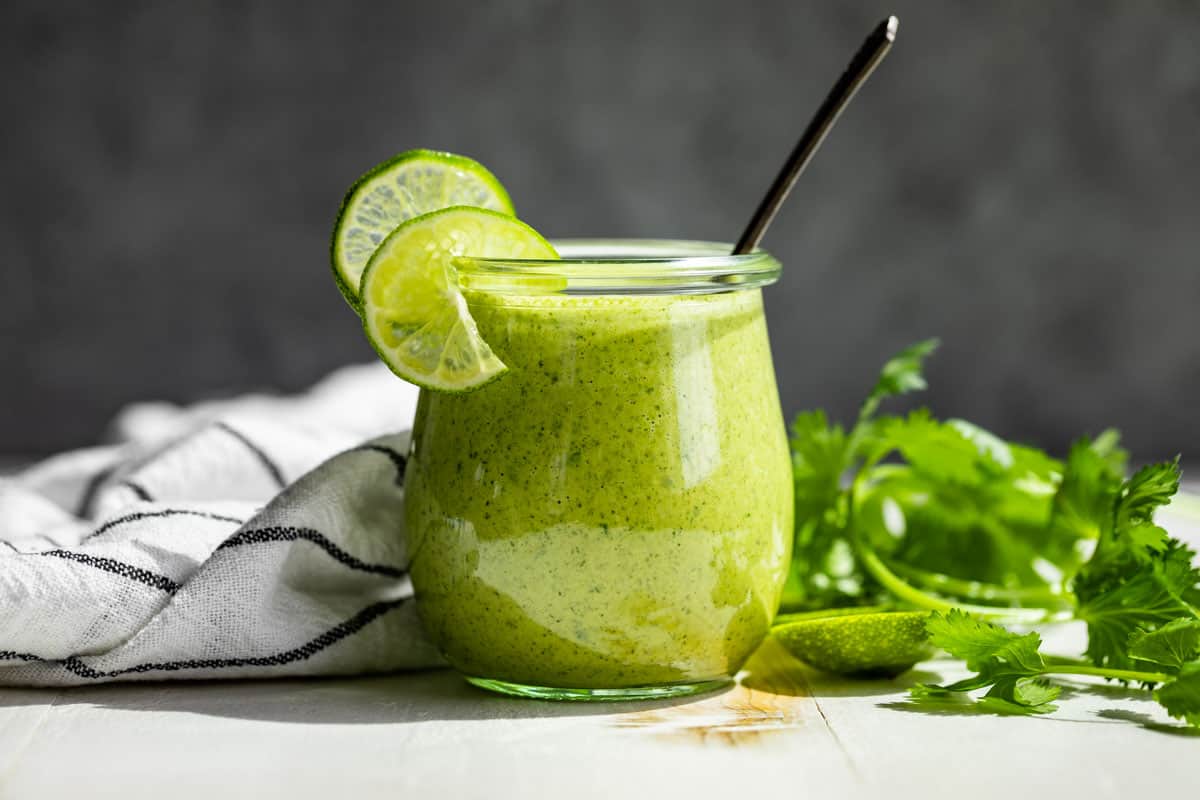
[733,16,898,255]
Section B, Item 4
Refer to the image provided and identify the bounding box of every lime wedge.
[331,150,514,308]
[360,206,556,392]
[772,609,933,678]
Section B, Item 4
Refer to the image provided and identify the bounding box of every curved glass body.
[404,240,794,700]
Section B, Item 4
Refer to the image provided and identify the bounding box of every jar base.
[464,675,732,701]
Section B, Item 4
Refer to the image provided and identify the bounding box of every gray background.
[3,0,1199,460]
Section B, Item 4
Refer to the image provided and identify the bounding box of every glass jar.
[403,240,793,700]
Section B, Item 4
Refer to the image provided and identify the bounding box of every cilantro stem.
[1038,665,1170,684]
[884,560,1071,606]
[855,539,1070,624]
[846,467,1072,625]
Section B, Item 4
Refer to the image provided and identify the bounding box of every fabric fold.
[0,363,443,686]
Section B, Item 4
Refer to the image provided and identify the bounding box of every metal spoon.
[733,15,898,255]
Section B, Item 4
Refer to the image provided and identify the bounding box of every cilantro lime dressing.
[404,288,793,688]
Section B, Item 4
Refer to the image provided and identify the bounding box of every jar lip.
[455,239,780,295]
[455,239,779,274]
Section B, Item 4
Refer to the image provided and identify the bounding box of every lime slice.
[360,206,557,392]
[331,150,514,308]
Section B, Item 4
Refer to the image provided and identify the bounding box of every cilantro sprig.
[784,340,1200,729]
[912,611,1200,725]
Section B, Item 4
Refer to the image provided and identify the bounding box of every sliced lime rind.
[360,206,557,392]
[331,149,514,309]
[773,609,933,678]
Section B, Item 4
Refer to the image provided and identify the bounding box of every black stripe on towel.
[353,444,407,486]
[82,509,245,544]
[0,651,43,662]
[38,550,180,593]
[215,421,286,488]
[59,598,406,678]
[217,526,406,577]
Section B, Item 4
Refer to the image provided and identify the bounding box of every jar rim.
[455,239,780,295]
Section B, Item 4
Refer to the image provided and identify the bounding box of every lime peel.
[360,206,557,393]
[772,609,934,678]
[331,149,514,310]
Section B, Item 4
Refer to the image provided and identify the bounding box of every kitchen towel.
[0,363,445,686]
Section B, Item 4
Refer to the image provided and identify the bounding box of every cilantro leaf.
[1076,546,1199,671]
[978,676,1060,715]
[1002,676,1061,707]
[785,339,1200,731]
[863,417,1077,589]
[912,610,1200,725]
[1048,435,1125,544]
[1073,460,1198,670]
[791,410,849,523]
[915,611,1059,715]
[857,338,939,424]
[1154,662,1200,726]
[785,410,865,609]
[785,340,943,610]
[926,609,1046,674]
[1118,459,1182,530]
[881,411,996,487]
[1129,619,1200,670]
[909,679,1059,717]
[788,341,1106,606]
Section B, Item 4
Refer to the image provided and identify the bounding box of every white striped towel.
[0,363,445,686]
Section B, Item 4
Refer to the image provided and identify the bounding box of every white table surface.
[2,509,1196,799]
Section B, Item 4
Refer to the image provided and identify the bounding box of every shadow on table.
[1094,709,1200,736]
[784,668,942,699]
[877,679,1199,735]
[0,638,920,729]
[0,667,728,726]
[0,642,971,729]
